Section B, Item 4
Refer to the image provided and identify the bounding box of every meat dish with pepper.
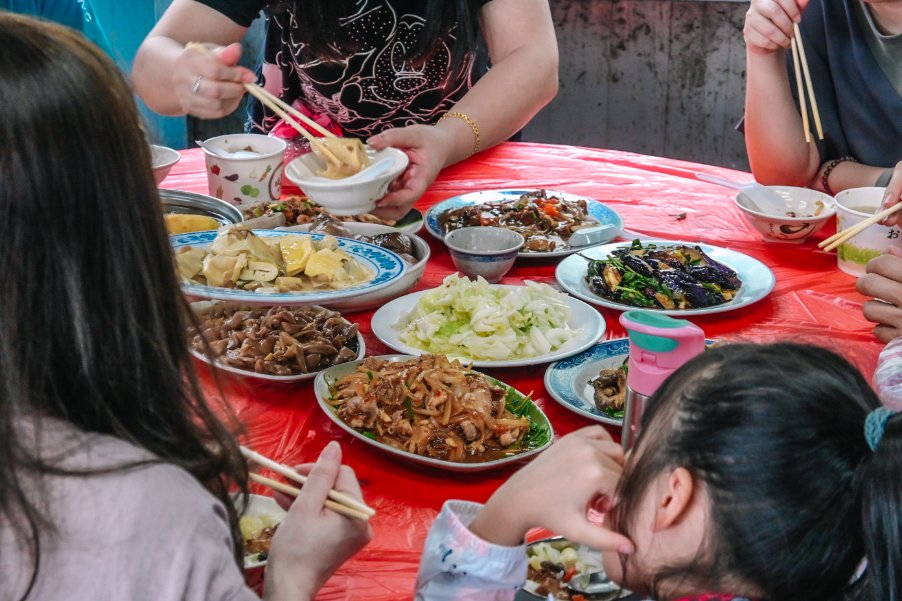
[438,190,599,252]
[326,355,546,463]
[585,240,742,309]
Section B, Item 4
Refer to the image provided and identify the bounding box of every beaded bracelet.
[438,111,481,157]
[822,156,858,196]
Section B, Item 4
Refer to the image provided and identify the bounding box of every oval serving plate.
[555,239,775,316]
[545,338,716,427]
[172,230,407,305]
[314,355,554,472]
[518,536,624,601]
[425,189,623,258]
[189,302,366,384]
[370,287,606,369]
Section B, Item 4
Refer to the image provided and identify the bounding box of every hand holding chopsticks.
[242,445,375,522]
[818,202,902,253]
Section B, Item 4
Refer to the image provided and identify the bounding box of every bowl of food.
[734,185,835,243]
[160,189,244,234]
[283,214,430,312]
[239,494,286,593]
[189,302,364,382]
[151,144,181,185]
[520,537,625,601]
[444,226,524,283]
[834,187,902,276]
[283,145,408,215]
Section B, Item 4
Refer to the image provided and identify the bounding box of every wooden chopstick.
[250,85,335,139]
[241,446,375,518]
[790,37,811,145]
[248,473,371,522]
[819,202,902,252]
[793,24,824,141]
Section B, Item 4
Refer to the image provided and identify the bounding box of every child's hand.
[468,426,635,554]
[263,442,372,601]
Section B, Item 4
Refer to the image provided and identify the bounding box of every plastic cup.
[834,187,902,276]
[202,134,286,206]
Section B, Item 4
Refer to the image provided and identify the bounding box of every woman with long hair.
[0,13,369,601]
[132,0,559,220]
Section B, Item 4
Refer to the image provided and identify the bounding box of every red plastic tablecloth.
[161,142,882,600]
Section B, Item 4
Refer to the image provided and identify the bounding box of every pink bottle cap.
[619,311,706,397]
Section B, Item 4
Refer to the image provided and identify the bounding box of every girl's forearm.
[744,51,820,185]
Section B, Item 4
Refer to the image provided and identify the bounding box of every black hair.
[0,13,248,599]
[269,0,485,71]
[611,342,900,601]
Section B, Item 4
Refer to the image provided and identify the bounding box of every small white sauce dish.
[284,145,409,216]
[150,144,180,185]
[734,185,835,243]
[444,226,524,283]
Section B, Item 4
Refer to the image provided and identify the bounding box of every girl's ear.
[651,467,695,532]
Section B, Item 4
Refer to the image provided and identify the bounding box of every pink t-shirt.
[1,419,259,601]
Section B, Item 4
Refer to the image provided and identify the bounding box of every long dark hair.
[0,14,248,599]
[269,0,484,70]
[611,343,900,601]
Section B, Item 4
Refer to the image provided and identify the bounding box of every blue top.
[790,0,902,167]
[1,0,84,30]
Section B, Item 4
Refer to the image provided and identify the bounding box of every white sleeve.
[415,500,528,601]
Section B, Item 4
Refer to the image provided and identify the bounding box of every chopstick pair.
[184,42,342,164]
[818,202,902,252]
[790,24,823,143]
[241,446,375,522]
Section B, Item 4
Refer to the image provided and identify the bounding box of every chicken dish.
[325,355,544,463]
[437,190,599,252]
[244,196,397,226]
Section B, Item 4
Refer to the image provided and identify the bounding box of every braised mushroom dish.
[437,190,599,252]
[191,305,359,376]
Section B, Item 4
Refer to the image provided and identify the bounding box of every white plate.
[425,190,624,258]
[555,239,776,316]
[188,303,366,383]
[171,230,407,305]
[314,355,554,472]
[544,338,716,426]
[370,287,607,368]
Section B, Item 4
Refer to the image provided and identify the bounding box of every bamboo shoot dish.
[325,355,549,463]
[175,226,373,293]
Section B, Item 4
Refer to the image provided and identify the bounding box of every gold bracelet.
[438,111,480,157]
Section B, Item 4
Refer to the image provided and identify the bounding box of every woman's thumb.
[295,441,342,513]
[215,42,244,66]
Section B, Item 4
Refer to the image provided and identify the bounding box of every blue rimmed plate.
[555,239,776,316]
[425,189,624,258]
[545,338,716,426]
[171,230,406,305]
[544,338,631,426]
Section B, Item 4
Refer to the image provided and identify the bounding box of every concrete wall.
[522,0,750,170]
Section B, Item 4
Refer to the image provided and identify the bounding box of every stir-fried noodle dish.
[326,355,547,463]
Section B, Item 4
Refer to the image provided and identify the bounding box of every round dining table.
[161,142,883,600]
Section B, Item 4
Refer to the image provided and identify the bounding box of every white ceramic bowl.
[834,187,902,276]
[735,185,835,243]
[283,146,409,216]
[151,144,180,185]
[278,222,430,311]
[444,226,524,283]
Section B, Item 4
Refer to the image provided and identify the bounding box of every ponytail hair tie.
[868,338,902,451]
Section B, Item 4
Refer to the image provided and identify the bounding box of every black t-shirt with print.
[196,0,490,137]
